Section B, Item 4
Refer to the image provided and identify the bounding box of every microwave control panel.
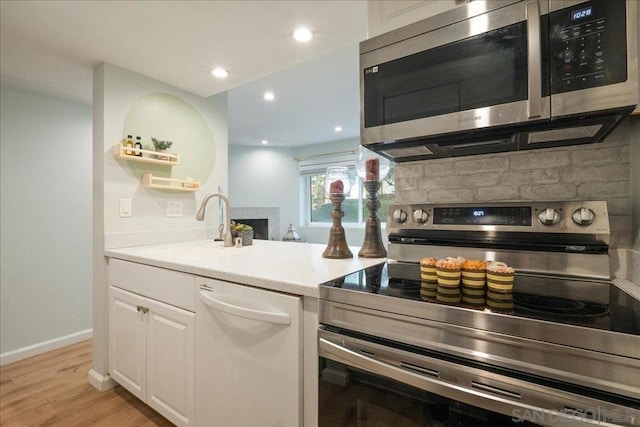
[549,0,627,94]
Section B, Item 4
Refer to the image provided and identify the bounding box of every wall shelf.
[142,173,201,192]
[114,143,179,166]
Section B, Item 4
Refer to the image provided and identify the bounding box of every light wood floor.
[0,339,173,426]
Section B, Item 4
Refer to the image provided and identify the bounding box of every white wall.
[0,85,92,357]
[228,138,370,247]
[91,63,228,388]
[99,63,228,241]
[228,145,299,239]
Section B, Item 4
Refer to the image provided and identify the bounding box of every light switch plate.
[119,199,132,217]
[167,201,183,217]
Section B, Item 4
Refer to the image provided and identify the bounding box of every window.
[300,153,395,225]
[309,169,361,223]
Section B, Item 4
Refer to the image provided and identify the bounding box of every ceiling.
[0,1,368,147]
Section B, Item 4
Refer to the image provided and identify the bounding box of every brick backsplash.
[395,119,632,248]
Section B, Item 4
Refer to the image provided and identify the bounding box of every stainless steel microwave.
[360,0,638,161]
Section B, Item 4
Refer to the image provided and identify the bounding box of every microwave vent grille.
[381,145,434,158]
[527,124,603,144]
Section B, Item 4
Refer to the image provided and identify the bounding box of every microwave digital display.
[571,6,593,21]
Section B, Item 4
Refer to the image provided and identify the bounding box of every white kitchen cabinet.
[109,286,147,401]
[195,278,303,426]
[367,0,461,37]
[108,259,195,427]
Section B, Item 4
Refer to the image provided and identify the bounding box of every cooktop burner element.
[516,293,609,318]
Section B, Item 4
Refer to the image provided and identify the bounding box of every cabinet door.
[146,297,195,427]
[367,0,460,37]
[108,286,146,402]
[196,279,302,426]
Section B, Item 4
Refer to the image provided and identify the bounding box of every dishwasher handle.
[200,290,291,325]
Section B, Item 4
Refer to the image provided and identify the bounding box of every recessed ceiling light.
[292,27,313,42]
[261,140,269,145]
[211,67,229,78]
[264,92,275,101]
[334,126,343,132]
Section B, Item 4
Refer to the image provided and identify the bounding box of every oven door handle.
[319,337,528,407]
[526,0,542,119]
[319,337,421,385]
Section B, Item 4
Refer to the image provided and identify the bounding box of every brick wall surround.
[395,118,633,248]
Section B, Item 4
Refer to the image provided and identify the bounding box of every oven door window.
[364,22,529,128]
[319,358,539,427]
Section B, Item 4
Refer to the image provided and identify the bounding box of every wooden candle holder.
[322,193,353,259]
[358,181,387,258]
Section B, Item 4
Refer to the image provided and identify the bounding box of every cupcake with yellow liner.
[486,261,515,293]
[420,257,438,282]
[420,257,439,301]
[436,257,464,286]
[435,257,464,305]
[461,259,486,288]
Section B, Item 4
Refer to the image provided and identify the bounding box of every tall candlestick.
[358,181,387,258]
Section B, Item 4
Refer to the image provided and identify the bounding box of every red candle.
[329,180,344,194]
[365,158,379,181]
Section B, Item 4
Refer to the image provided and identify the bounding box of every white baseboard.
[0,328,93,366]
[88,368,117,391]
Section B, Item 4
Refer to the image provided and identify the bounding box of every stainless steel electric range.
[318,201,639,426]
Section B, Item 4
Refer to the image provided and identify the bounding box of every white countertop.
[105,239,386,297]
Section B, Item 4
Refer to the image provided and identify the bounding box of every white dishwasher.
[195,278,303,427]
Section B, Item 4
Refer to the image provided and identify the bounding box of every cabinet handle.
[136,305,149,314]
[136,305,143,312]
[199,291,290,325]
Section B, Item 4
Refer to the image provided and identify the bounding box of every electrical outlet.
[120,199,132,217]
[167,201,183,218]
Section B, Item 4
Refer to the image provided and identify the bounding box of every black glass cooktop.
[321,263,640,336]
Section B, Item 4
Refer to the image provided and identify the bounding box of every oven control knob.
[572,207,596,226]
[413,209,429,224]
[537,208,560,226]
[392,208,408,223]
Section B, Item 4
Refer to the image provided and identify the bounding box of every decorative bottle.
[125,135,134,155]
[134,136,143,157]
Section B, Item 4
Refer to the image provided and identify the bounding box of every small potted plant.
[233,223,253,246]
[151,137,173,160]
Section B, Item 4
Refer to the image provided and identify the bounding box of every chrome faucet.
[196,193,233,247]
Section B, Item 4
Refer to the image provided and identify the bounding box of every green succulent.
[151,137,173,150]
[234,223,253,232]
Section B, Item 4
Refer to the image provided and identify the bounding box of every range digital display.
[433,206,532,226]
[571,6,593,21]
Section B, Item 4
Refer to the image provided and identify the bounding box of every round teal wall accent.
[123,93,216,183]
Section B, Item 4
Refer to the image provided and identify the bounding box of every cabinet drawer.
[108,258,196,312]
